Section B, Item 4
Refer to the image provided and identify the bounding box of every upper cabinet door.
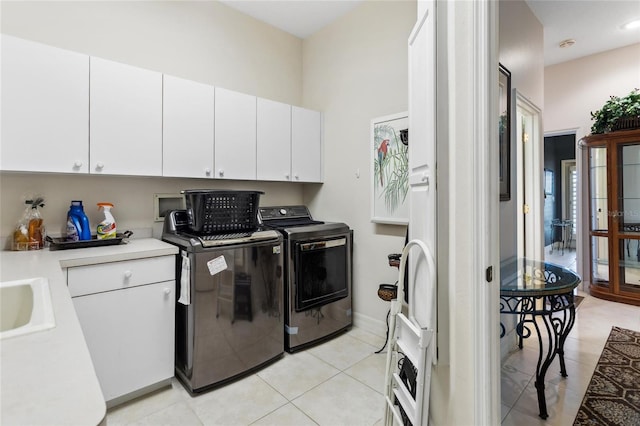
[291,106,323,183]
[214,88,257,180]
[163,75,215,178]
[90,57,162,176]
[257,98,292,181]
[1,35,89,173]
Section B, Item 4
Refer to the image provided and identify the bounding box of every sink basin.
[1,277,55,340]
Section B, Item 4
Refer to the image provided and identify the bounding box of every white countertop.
[0,238,178,426]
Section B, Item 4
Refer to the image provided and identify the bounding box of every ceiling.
[220,0,640,66]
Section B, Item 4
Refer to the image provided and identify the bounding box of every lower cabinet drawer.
[68,256,174,297]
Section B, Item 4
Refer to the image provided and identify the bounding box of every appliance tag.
[207,255,228,276]
[273,246,281,254]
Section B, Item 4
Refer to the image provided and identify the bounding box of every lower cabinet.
[67,256,175,406]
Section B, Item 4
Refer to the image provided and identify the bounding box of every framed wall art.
[371,112,409,224]
[499,63,511,201]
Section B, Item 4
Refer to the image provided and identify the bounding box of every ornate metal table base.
[500,292,576,419]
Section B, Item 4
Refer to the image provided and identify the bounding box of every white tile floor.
[106,245,640,425]
[106,328,389,426]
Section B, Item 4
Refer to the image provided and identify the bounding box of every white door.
[257,98,291,181]
[408,4,437,330]
[515,91,544,261]
[407,3,439,423]
[163,74,215,178]
[90,57,162,176]
[72,281,175,402]
[1,35,89,173]
[291,106,323,183]
[214,87,257,180]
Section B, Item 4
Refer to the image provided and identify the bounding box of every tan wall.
[301,0,416,331]
[544,43,640,287]
[0,1,304,240]
[1,0,302,104]
[544,43,640,138]
[498,0,544,260]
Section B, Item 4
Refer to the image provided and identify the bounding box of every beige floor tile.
[500,364,532,407]
[257,351,339,400]
[502,345,540,376]
[501,404,511,422]
[128,401,202,426]
[501,406,547,426]
[347,326,387,349]
[106,381,183,425]
[293,373,384,426]
[308,332,378,371]
[510,378,583,426]
[189,375,287,425]
[344,352,387,393]
[251,403,318,426]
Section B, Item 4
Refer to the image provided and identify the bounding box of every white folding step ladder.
[383,239,437,426]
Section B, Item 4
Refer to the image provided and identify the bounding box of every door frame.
[428,1,500,424]
[544,128,585,288]
[514,90,544,262]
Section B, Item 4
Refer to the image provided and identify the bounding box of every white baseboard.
[352,311,387,338]
[500,329,519,363]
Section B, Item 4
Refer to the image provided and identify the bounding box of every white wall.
[0,1,304,240]
[544,42,640,287]
[1,1,303,104]
[498,0,544,360]
[498,0,544,261]
[301,0,416,333]
[544,43,640,139]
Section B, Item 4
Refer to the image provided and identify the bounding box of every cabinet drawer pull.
[123,270,133,279]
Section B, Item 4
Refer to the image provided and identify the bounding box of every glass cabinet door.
[586,131,640,305]
[618,143,640,294]
[589,146,609,284]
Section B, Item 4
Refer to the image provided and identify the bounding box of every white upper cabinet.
[214,88,257,180]
[257,98,292,181]
[90,57,162,176]
[1,35,89,173]
[291,106,322,183]
[163,75,215,178]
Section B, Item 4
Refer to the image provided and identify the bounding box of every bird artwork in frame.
[371,112,409,224]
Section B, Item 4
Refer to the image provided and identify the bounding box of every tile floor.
[106,244,640,425]
[501,245,640,425]
[501,290,640,425]
[106,328,389,426]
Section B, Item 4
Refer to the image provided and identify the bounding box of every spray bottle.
[97,202,117,239]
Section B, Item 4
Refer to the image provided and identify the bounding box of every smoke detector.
[559,39,576,48]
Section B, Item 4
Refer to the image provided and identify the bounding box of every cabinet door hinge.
[523,204,530,214]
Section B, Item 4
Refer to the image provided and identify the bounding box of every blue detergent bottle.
[66,200,91,241]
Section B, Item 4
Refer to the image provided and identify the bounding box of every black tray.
[46,231,133,250]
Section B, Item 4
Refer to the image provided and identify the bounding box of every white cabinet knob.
[164,288,171,295]
[285,173,290,180]
[421,173,429,183]
[74,161,83,168]
[294,174,299,180]
[96,162,104,171]
[219,169,224,177]
[123,270,132,279]
[205,168,211,176]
